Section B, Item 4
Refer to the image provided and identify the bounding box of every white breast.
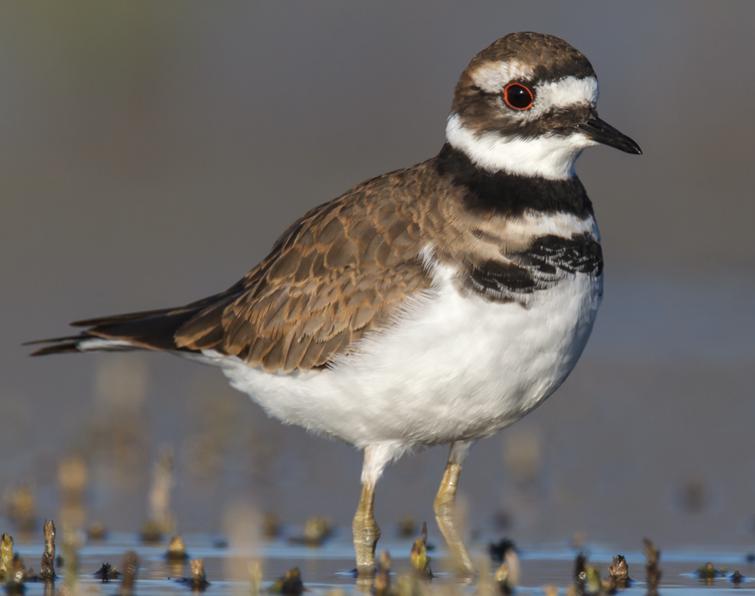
[209,250,602,449]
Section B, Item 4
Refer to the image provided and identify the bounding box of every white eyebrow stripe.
[535,76,598,110]
[511,75,598,123]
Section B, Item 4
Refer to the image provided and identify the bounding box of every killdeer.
[30,32,640,576]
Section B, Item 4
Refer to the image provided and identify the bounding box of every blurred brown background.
[1,1,754,548]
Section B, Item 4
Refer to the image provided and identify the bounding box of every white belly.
[211,261,602,449]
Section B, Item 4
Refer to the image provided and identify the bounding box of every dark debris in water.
[643,537,662,594]
[573,551,587,582]
[575,564,603,596]
[488,537,517,563]
[409,522,432,579]
[38,520,55,582]
[175,559,210,592]
[607,553,632,589]
[269,566,304,595]
[571,550,632,595]
[165,535,190,562]
[93,562,121,582]
[695,561,728,583]
[189,559,209,591]
[5,555,27,594]
[0,533,14,581]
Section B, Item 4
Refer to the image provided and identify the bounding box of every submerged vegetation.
[0,509,751,594]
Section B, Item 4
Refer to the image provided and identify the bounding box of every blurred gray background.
[1,1,754,549]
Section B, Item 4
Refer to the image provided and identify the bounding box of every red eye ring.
[502,81,535,111]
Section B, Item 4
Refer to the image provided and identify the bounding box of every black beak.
[579,116,642,155]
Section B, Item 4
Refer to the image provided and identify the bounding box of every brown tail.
[26,280,248,357]
[26,306,202,356]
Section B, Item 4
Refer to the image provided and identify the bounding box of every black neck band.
[434,143,594,218]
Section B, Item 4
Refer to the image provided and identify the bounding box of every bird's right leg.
[352,443,402,577]
[434,440,474,577]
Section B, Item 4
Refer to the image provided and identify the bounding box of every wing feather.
[175,175,431,372]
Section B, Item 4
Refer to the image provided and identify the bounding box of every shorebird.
[30,32,640,576]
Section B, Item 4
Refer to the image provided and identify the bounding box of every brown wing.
[175,174,431,372]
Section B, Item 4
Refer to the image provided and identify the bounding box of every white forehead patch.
[471,60,535,93]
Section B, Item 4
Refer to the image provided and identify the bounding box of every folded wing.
[30,176,432,372]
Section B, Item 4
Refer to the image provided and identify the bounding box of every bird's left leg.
[434,440,474,577]
[353,481,379,577]
[353,442,404,577]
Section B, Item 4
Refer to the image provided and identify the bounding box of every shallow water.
[11,531,755,594]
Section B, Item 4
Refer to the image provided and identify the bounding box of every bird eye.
[502,82,535,111]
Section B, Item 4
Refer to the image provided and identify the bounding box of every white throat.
[445,113,595,180]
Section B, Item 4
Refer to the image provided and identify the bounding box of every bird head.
[447,32,641,180]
